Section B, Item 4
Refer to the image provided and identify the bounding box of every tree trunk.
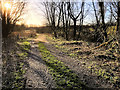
[117,1,120,32]
[53,21,57,38]
[99,2,107,41]
[53,30,57,38]
[117,1,120,42]
[73,19,76,40]
[61,3,65,38]
[65,20,68,40]
[78,2,84,40]
[92,2,99,26]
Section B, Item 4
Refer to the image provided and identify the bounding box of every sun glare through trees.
[4,2,11,9]
[1,0,120,89]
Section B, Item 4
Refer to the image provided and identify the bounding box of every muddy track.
[25,39,56,89]
[25,33,115,89]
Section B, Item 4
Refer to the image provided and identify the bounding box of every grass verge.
[38,42,87,89]
[13,40,30,89]
[2,40,30,89]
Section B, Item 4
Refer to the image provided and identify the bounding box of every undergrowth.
[47,35,120,89]
[12,40,30,89]
[2,40,30,89]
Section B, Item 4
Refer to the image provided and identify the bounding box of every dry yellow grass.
[9,30,37,38]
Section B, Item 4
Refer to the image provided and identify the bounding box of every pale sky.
[23,1,91,26]
[20,0,93,26]
[22,1,47,26]
[19,0,113,26]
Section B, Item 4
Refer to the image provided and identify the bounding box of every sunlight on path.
[31,33,51,43]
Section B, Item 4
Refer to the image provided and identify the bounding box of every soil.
[44,42,114,88]
[24,33,118,89]
[25,36,55,89]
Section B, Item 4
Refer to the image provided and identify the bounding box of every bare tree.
[42,1,57,38]
[61,2,70,40]
[68,2,83,40]
[92,1,100,26]
[56,2,62,28]
[117,1,120,33]
[56,2,62,37]
[77,2,85,40]
[105,1,120,41]
[41,0,118,42]
[61,2,71,40]
[99,1,107,41]
[2,0,26,38]
[92,1,105,42]
[110,1,118,21]
[61,2,65,38]
[92,1,108,42]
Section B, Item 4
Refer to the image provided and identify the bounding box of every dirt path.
[32,33,51,43]
[25,33,115,89]
[25,38,55,88]
[44,43,114,88]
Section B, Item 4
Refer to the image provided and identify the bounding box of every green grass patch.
[17,41,30,59]
[12,62,26,89]
[38,42,87,89]
[13,40,29,88]
[17,52,28,59]
[88,63,120,88]
[69,53,78,58]
[21,41,31,51]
